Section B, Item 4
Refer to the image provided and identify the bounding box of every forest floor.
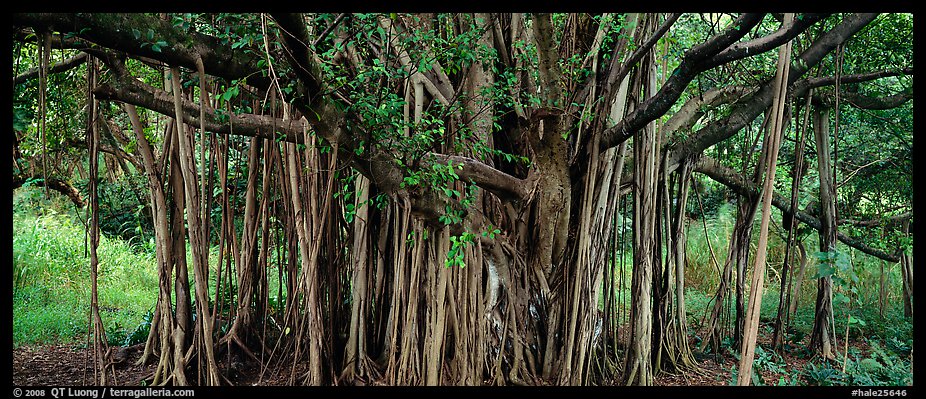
[12,322,861,387]
[12,343,293,386]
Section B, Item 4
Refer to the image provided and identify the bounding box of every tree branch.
[822,89,913,110]
[425,154,530,200]
[661,86,753,134]
[14,52,87,85]
[704,13,829,69]
[13,13,270,89]
[13,174,84,207]
[694,156,900,262]
[607,13,681,98]
[312,13,348,48]
[839,211,912,228]
[664,13,880,172]
[13,28,89,49]
[600,13,767,150]
[792,67,913,95]
[792,68,914,109]
[93,75,306,143]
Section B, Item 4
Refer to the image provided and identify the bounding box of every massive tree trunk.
[528,13,572,382]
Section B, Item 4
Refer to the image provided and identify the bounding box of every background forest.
[11,12,913,387]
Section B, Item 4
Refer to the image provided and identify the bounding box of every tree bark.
[788,241,809,320]
[901,250,913,318]
[624,48,658,386]
[737,14,793,384]
[12,174,85,207]
[224,136,263,350]
[809,107,836,359]
[772,91,812,350]
[169,67,222,385]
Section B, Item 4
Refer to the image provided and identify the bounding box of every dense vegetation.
[12,12,912,386]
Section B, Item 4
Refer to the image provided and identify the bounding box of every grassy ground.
[13,206,159,347]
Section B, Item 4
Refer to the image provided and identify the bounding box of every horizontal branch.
[13,28,89,49]
[93,76,306,143]
[14,52,87,85]
[796,68,914,110]
[665,13,880,172]
[839,211,912,228]
[13,174,84,207]
[838,90,913,110]
[792,67,913,95]
[599,13,767,150]
[424,154,530,200]
[661,86,753,135]
[694,156,900,262]
[13,13,270,89]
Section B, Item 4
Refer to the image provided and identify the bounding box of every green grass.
[12,186,283,348]
[13,197,159,347]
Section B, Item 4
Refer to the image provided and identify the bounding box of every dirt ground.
[12,342,308,386]
[10,326,853,387]
[13,344,153,386]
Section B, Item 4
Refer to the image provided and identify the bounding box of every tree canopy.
[12,12,913,386]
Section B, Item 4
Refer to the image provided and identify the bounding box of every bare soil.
[11,323,864,387]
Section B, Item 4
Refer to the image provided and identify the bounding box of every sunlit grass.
[13,199,159,347]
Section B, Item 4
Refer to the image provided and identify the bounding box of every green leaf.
[812,262,836,279]
[833,292,850,305]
